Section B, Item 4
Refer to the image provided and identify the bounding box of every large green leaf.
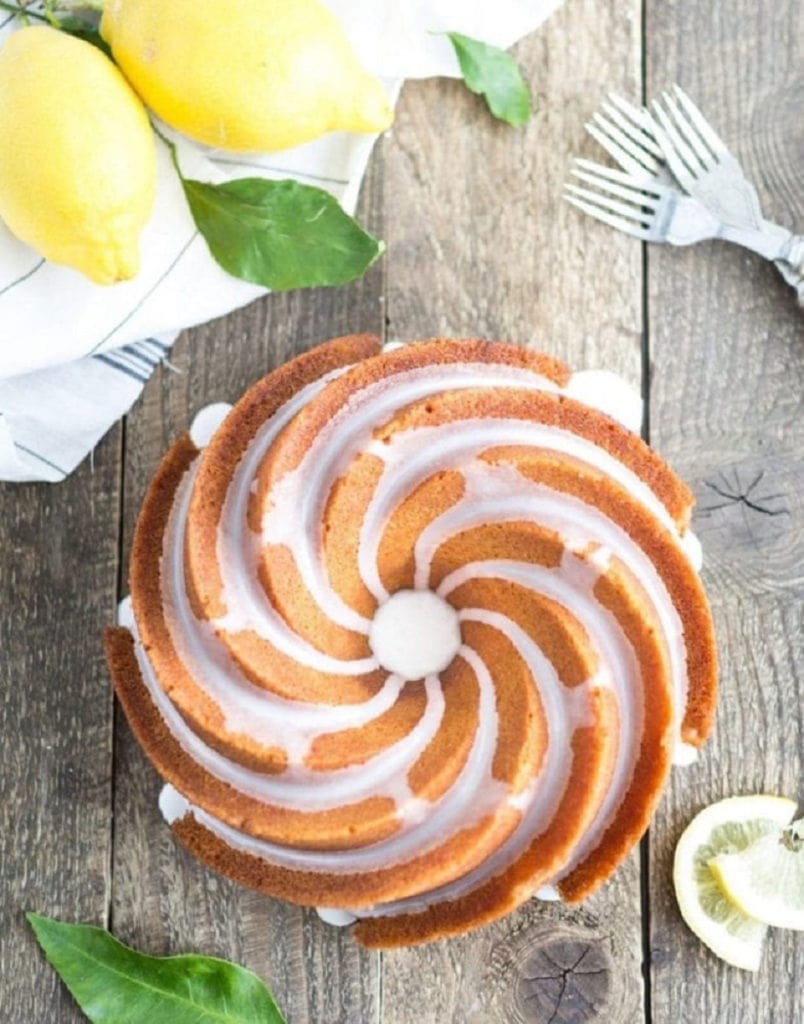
[181,175,383,291]
[448,32,532,127]
[27,914,286,1024]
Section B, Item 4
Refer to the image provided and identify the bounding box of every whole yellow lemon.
[0,27,156,285]
[101,0,394,152]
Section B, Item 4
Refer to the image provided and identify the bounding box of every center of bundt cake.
[368,589,461,680]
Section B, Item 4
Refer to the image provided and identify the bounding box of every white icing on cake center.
[369,589,461,680]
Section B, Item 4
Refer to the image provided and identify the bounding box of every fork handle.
[774,235,804,307]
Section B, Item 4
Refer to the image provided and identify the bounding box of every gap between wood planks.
[108,416,127,937]
[639,0,654,1019]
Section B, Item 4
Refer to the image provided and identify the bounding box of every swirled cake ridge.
[105,334,717,947]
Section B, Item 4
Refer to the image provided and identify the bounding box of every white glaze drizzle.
[132,606,448,813]
[352,552,630,919]
[147,642,514,876]
[189,403,233,449]
[422,459,683,733]
[159,460,393,760]
[133,347,708,923]
[564,370,642,433]
[361,425,694,614]
[258,362,682,638]
[154,592,595,915]
[315,907,358,926]
[211,369,378,664]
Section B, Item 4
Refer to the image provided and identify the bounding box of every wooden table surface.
[1,1,802,1021]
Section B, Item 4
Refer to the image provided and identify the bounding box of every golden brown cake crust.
[186,332,382,619]
[107,334,718,948]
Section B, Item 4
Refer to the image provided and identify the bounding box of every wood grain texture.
[646,1,804,1021]
[109,155,386,1024]
[0,428,121,1021]
[380,3,646,1022]
[386,0,645,367]
[4,3,801,1022]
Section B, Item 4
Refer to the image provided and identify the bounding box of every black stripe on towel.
[0,258,46,299]
[123,343,160,369]
[94,353,148,383]
[14,442,67,478]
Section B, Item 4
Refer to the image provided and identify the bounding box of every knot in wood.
[513,935,612,1023]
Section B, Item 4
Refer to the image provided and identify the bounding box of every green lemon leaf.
[447,32,531,127]
[27,913,287,1024]
[180,176,383,291]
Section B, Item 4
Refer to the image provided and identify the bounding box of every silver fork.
[650,86,802,297]
[566,160,725,246]
[576,88,803,300]
[650,87,776,233]
[585,94,670,185]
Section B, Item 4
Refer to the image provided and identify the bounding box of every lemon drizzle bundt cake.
[105,334,717,947]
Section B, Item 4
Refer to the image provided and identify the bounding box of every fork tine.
[574,157,663,194]
[585,121,649,177]
[570,167,661,209]
[608,92,661,135]
[603,95,665,160]
[650,100,702,185]
[591,111,662,171]
[673,85,731,157]
[599,101,664,165]
[662,90,715,170]
[655,94,707,173]
[563,193,650,240]
[586,118,660,179]
[565,183,652,225]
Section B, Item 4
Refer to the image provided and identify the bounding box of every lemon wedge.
[673,795,797,970]
[709,815,804,931]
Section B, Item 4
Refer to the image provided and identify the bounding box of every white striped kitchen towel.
[0,0,563,482]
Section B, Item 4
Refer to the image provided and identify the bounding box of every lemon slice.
[709,815,804,931]
[673,795,798,970]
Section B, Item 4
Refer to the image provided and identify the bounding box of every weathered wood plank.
[0,429,121,1020]
[380,3,647,1021]
[110,156,386,1024]
[646,1,804,1019]
[4,7,800,1024]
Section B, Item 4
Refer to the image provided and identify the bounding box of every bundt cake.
[105,334,717,947]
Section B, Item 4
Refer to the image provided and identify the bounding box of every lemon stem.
[150,121,185,181]
[54,0,105,10]
[0,0,104,22]
[0,2,50,22]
